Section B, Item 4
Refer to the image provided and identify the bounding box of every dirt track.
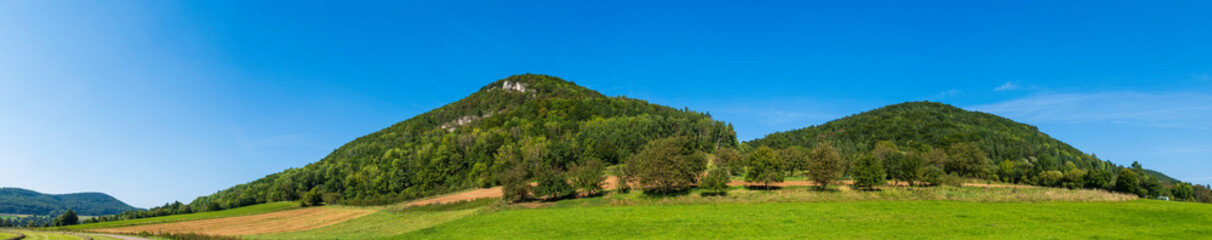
[95,207,374,236]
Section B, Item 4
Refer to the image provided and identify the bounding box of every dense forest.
[168,74,735,212]
[0,188,140,216]
[745,101,1199,200]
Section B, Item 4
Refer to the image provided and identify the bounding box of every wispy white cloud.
[994,82,1020,91]
[970,92,1212,129]
[929,89,961,100]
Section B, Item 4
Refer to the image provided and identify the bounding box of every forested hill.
[188,74,736,209]
[0,188,141,216]
[746,101,1177,188]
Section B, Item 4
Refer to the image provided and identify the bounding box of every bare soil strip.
[94,207,374,236]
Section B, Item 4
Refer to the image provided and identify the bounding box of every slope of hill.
[745,101,1167,185]
[0,187,141,216]
[188,74,736,209]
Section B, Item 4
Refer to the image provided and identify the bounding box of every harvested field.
[94,207,374,236]
[404,187,504,207]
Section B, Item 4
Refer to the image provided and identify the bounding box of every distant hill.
[189,74,736,209]
[746,101,1168,184]
[0,187,141,216]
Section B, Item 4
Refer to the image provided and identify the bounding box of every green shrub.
[701,168,730,195]
[569,158,607,196]
[940,173,964,187]
[851,154,885,191]
[746,146,783,189]
[626,137,707,194]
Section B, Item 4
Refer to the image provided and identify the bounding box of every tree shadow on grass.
[641,188,693,198]
[745,185,784,191]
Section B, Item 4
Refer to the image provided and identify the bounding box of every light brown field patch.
[404,187,504,207]
[94,207,374,236]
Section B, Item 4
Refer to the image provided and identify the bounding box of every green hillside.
[745,101,1185,197]
[187,74,736,209]
[0,187,141,216]
[747,101,1108,169]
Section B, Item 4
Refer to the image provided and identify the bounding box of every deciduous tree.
[1038,171,1064,187]
[626,137,708,194]
[1173,182,1195,201]
[780,146,809,177]
[851,154,885,190]
[1085,169,1113,190]
[746,146,783,189]
[946,142,989,178]
[714,148,741,176]
[1115,168,1143,197]
[807,142,844,190]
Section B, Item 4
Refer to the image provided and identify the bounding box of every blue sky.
[1,1,1210,208]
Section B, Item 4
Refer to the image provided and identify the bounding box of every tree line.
[0,209,78,228]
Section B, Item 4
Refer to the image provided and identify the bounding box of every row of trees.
[601,135,1212,206]
[0,209,77,228]
[503,133,1212,205]
[0,215,51,228]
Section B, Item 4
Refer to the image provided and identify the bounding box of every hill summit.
[747,101,1175,186]
[189,74,736,208]
[0,187,141,216]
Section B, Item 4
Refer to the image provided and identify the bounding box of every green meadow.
[395,199,1212,239]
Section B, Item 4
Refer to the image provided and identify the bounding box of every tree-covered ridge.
[185,74,736,211]
[744,101,1194,197]
[0,188,141,216]
[747,101,1116,173]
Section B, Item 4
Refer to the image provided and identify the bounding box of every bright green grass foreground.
[395,200,1212,239]
[0,231,18,239]
[62,201,297,230]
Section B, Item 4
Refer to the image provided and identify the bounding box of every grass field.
[395,200,1212,239]
[0,214,30,220]
[0,231,18,239]
[61,185,1210,239]
[14,230,82,240]
[63,201,298,230]
[86,234,125,240]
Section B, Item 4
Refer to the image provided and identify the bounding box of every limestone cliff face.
[502,80,528,92]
